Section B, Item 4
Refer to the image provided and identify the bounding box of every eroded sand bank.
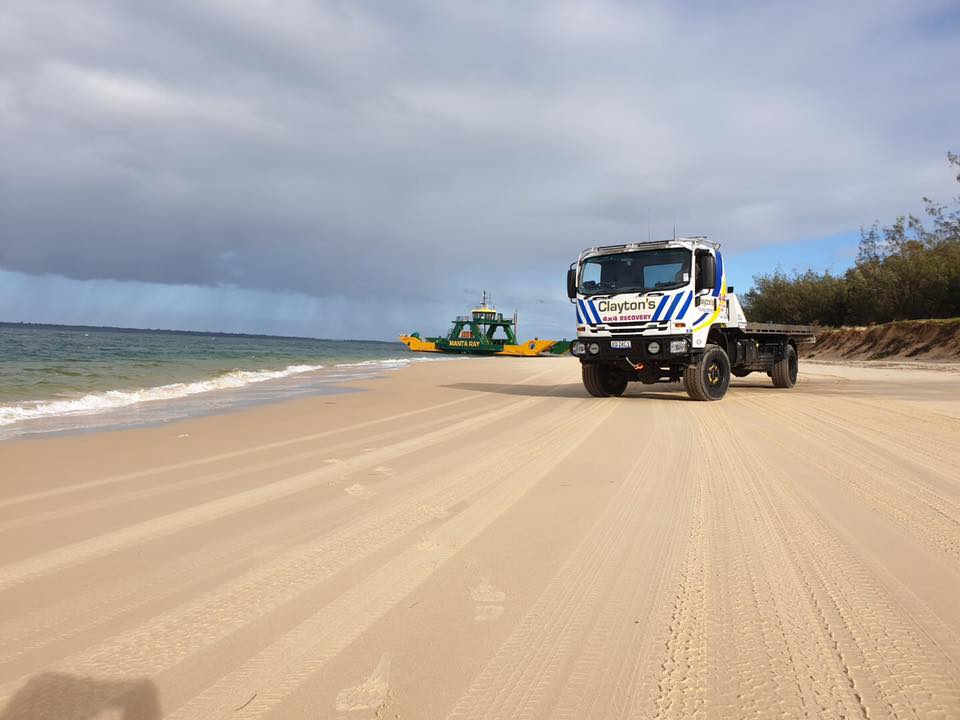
[0,358,958,718]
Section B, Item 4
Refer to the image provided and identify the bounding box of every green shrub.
[743,152,960,325]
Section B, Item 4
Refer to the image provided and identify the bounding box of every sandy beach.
[0,356,958,719]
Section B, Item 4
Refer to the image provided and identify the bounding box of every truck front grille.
[606,323,668,336]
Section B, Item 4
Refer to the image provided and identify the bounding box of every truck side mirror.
[697,254,716,292]
[566,267,577,299]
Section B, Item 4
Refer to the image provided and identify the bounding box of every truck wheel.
[771,344,798,388]
[582,364,627,397]
[683,344,730,401]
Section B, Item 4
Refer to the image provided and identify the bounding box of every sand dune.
[0,358,958,719]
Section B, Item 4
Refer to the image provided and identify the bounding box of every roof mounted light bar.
[578,236,719,262]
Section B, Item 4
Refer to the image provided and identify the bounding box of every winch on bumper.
[571,335,691,365]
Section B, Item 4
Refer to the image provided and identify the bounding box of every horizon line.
[0,320,400,345]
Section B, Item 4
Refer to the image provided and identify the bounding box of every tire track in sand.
[0,400,489,536]
[448,402,697,720]
[658,409,869,718]
[729,405,960,716]
[653,413,815,719]
[0,393,603,711]
[159,402,615,720]
[656,405,960,718]
[0,364,555,513]
[0,400,516,667]
[756,392,960,508]
[745,395,960,563]
[0,395,541,593]
[651,475,708,719]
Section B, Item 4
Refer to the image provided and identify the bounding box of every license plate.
[610,340,632,349]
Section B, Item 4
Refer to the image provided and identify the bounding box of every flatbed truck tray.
[740,323,816,341]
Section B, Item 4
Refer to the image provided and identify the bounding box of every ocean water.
[0,323,439,440]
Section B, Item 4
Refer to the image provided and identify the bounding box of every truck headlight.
[669,339,687,354]
[572,341,586,355]
[588,343,600,355]
[647,341,661,355]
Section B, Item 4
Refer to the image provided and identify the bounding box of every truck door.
[694,250,728,325]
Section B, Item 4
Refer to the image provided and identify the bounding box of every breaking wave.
[0,364,326,427]
[333,356,447,369]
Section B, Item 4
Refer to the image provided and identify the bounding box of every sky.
[1,1,957,340]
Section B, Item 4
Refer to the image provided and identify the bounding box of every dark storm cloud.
[1,0,958,304]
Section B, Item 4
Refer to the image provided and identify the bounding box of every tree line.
[742,152,960,326]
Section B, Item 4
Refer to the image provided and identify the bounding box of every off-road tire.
[771,344,798,388]
[582,363,628,397]
[683,344,731,401]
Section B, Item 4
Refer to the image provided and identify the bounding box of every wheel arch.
[706,327,729,353]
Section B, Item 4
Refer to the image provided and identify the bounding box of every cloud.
[0,267,463,340]
[0,0,957,336]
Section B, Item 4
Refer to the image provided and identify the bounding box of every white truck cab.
[566,237,814,400]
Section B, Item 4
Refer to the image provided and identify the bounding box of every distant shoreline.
[0,320,398,345]
[0,324,435,440]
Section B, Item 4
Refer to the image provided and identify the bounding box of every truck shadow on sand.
[443,382,692,401]
[0,672,159,720]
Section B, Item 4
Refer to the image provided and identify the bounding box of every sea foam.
[334,357,432,369]
[0,363,325,427]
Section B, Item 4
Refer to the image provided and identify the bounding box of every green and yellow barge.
[400,293,570,357]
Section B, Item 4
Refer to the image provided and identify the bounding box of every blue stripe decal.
[713,252,724,297]
[675,291,693,320]
[575,303,583,324]
[587,300,602,324]
[691,312,708,326]
[663,292,684,322]
[650,295,671,322]
[577,300,592,325]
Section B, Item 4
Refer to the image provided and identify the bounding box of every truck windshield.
[579,248,692,296]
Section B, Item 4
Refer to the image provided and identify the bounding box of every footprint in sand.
[345,483,376,498]
[335,652,393,715]
[416,536,444,553]
[416,503,448,520]
[324,457,348,478]
[470,580,506,622]
[474,605,504,621]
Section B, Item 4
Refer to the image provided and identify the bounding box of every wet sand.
[0,357,958,719]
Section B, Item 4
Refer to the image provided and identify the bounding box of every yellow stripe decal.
[691,273,726,331]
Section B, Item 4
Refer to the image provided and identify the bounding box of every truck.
[566,236,815,401]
